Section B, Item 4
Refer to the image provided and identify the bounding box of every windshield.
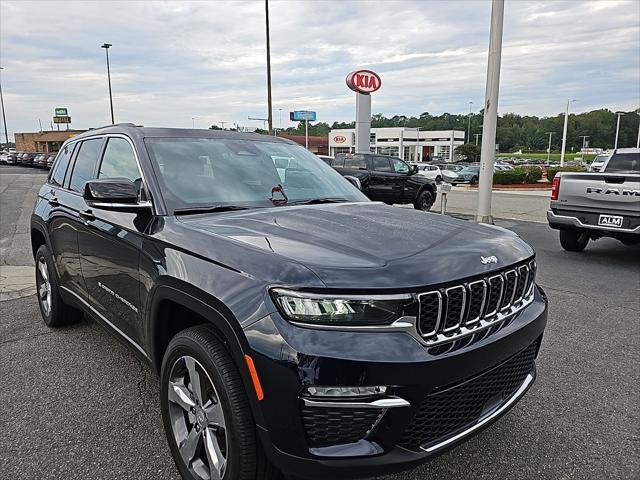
[145,137,368,212]
[604,152,640,172]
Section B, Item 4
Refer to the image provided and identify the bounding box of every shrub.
[493,166,542,184]
[546,166,587,181]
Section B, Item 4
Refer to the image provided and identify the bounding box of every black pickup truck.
[31,125,547,480]
[330,152,438,210]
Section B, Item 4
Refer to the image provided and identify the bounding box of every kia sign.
[333,135,346,144]
[346,70,381,94]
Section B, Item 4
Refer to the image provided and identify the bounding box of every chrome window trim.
[417,290,442,337]
[485,274,504,318]
[442,285,466,333]
[420,373,535,453]
[465,280,487,325]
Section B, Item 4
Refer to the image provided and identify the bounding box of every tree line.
[249,108,639,153]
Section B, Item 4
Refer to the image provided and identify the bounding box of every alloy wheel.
[168,355,228,480]
[36,257,52,316]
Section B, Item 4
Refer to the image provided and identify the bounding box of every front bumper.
[244,287,548,479]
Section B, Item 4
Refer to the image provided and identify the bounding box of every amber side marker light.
[245,354,265,401]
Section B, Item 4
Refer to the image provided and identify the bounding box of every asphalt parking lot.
[1,165,638,480]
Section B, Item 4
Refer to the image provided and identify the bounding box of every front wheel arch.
[148,283,266,427]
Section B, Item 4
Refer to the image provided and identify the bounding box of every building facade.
[15,130,87,153]
[328,127,465,162]
[278,134,328,155]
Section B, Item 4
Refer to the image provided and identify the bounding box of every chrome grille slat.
[415,261,537,346]
[442,286,466,332]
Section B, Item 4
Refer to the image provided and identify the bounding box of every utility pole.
[248,116,269,130]
[192,117,196,128]
[0,67,9,146]
[264,0,273,135]
[467,101,473,143]
[579,135,589,165]
[546,132,554,163]
[614,111,623,149]
[560,99,575,167]
[474,133,481,145]
[101,43,115,124]
[636,109,640,148]
[305,120,308,149]
[219,121,226,129]
[476,0,504,224]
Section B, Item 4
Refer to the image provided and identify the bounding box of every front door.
[77,136,151,346]
[368,156,397,202]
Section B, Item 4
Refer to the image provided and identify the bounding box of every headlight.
[271,289,413,326]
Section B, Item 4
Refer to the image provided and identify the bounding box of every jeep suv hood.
[179,202,534,288]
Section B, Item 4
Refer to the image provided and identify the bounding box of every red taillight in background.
[551,176,560,200]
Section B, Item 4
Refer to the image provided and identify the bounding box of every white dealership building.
[328,127,465,162]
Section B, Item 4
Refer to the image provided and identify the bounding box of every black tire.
[414,189,434,211]
[559,229,589,252]
[160,325,280,480]
[35,244,83,327]
[470,176,478,185]
[620,235,640,246]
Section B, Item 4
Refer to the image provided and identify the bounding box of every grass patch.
[497,152,597,162]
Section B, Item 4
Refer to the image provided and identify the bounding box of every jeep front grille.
[416,260,536,346]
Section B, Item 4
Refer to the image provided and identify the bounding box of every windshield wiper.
[174,205,252,215]
[289,197,350,205]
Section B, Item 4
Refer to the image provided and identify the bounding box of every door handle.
[79,209,96,222]
[48,197,60,207]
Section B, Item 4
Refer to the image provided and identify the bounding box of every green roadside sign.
[55,108,68,116]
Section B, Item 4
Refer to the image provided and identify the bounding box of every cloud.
[0,0,638,139]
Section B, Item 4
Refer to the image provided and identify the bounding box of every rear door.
[44,143,83,293]
[77,136,150,346]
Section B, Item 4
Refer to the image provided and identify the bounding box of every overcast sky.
[1,0,638,137]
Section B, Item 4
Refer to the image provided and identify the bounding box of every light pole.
[264,0,273,135]
[101,43,115,124]
[476,0,504,224]
[474,132,481,145]
[560,99,576,167]
[636,109,640,148]
[192,117,196,128]
[546,132,554,163]
[0,67,9,147]
[614,111,623,149]
[466,101,473,143]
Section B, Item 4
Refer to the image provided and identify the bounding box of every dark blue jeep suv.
[30,124,547,480]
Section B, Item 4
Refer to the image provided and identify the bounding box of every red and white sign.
[333,135,346,143]
[346,70,381,94]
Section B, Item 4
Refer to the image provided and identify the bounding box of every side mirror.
[83,178,151,211]
[411,165,419,175]
[343,175,362,190]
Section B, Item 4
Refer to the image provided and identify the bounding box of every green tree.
[455,143,481,162]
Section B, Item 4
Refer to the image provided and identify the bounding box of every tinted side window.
[49,144,75,187]
[332,156,346,168]
[373,157,392,172]
[69,139,103,193]
[99,138,141,181]
[344,154,366,169]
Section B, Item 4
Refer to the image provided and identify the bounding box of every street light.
[560,99,576,167]
[545,132,554,163]
[467,101,473,143]
[101,43,115,124]
[0,66,9,147]
[614,111,624,149]
[264,0,273,135]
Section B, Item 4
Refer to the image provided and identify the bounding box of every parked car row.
[0,151,57,168]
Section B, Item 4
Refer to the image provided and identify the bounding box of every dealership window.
[377,146,399,157]
[332,147,351,155]
[370,132,376,144]
[403,146,410,161]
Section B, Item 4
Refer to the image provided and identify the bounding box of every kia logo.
[346,70,382,94]
[334,135,346,143]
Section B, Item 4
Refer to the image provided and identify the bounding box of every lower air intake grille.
[399,340,539,451]
[302,406,383,446]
